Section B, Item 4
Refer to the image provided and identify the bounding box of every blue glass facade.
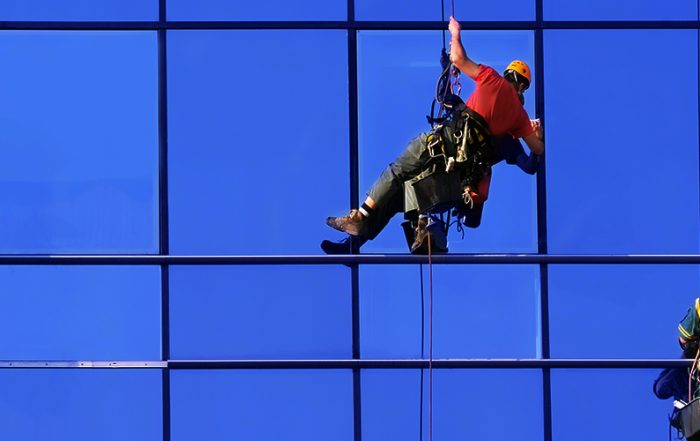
[1,1,699,440]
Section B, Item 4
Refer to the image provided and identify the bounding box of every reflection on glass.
[170,265,352,359]
[551,369,670,440]
[549,265,700,359]
[363,369,543,441]
[167,0,344,21]
[168,30,349,254]
[545,30,699,254]
[544,0,695,20]
[361,264,541,359]
[0,369,162,441]
[0,266,161,360]
[355,0,534,21]
[171,370,353,441]
[0,0,157,20]
[0,31,159,254]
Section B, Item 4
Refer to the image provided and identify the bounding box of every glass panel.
[0,0,157,21]
[0,266,161,360]
[167,0,345,24]
[357,30,537,253]
[171,370,353,441]
[544,0,696,20]
[545,30,699,254]
[0,31,159,254]
[168,30,349,254]
[0,369,161,441]
[361,265,540,358]
[362,369,543,441]
[549,265,700,359]
[170,266,352,359]
[356,0,535,21]
[551,369,671,441]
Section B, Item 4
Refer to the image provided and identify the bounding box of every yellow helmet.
[504,60,531,90]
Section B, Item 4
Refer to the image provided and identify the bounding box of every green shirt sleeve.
[679,298,700,341]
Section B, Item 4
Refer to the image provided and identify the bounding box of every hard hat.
[504,60,531,90]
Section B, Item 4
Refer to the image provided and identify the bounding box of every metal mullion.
[534,0,552,435]
[167,358,695,369]
[0,358,692,369]
[157,0,171,439]
[348,1,362,439]
[3,20,700,31]
[3,254,700,265]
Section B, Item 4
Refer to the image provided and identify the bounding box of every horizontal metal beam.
[0,254,700,265]
[0,361,167,368]
[1,20,699,31]
[168,358,693,369]
[0,359,689,369]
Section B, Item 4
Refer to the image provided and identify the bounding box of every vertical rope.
[428,233,434,441]
[419,265,425,441]
[441,0,446,49]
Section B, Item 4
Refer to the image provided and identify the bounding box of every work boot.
[320,235,368,255]
[410,217,430,254]
[410,217,449,254]
[326,209,367,236]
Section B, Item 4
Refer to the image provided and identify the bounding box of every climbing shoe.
[326,209,367,236]
[410,217,430,254]
[410,217,448,255]
[321,236,368,255]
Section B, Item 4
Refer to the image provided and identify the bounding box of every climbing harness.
[411,105,494,248]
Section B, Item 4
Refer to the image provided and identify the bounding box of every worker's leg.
[326,133,431,237]
[321,183,407,254]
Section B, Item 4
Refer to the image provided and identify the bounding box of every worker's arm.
[523,119,544,156]
[448,16,481,80]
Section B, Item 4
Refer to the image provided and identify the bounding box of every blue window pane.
[0,32,159,254]
[171,370,353,441]
[0,369,161,441]
[356,0,535,21]
[0,266,161,360]
[170,266,351,359]
[167,0,345,22]
[357,31,537,254]
[549,265,700,359]
[361,265,540,358]
[362,370,543,441]
[551,370,669,440]
[545,30,699,254]
[544,0,695,20]
[0,0,157,20]
[168,31,349,254]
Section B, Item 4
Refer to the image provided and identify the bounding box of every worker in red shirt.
[325,16,544,252]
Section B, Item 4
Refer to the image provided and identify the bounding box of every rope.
[689,345,700,402]
[419,264,425,441]
[428,231,434,441]
[440,0,446,50]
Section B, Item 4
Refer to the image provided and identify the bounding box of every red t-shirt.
[465,65,533,138]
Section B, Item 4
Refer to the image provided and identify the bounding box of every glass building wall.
[1,1,698,440]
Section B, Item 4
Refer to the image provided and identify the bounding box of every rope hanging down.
[422,4,457,441]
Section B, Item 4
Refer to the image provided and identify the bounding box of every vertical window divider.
[535,1,552,440]
[347,3,362,441]
[157,0,171,440]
